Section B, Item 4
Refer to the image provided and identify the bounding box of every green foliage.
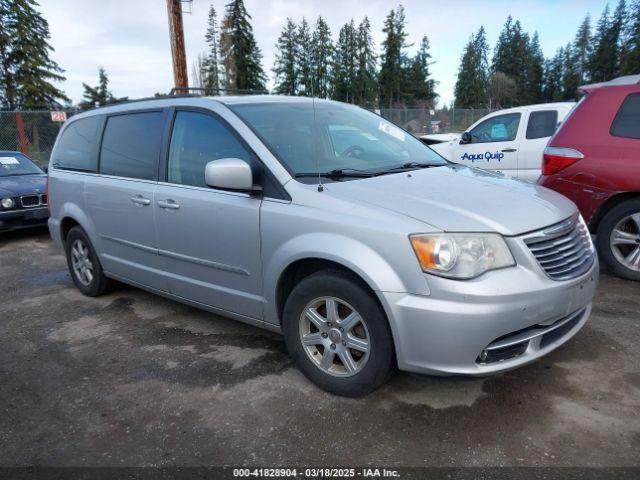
[310,16,334,98]
[454,27,489,108]
[272,18,299,95]
[378,6,409,107]
[332,20,358,102]
[354,17,378,106]
[403,35,437,106]
[0,0,68,109]
[219,0,266,91]
[202,5,222,95]
[620,0,640,74]
[297,18,313,96]
[78,67,123,110]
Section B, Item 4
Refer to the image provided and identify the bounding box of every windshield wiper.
[295,168,376,178]
[378,162,443,174]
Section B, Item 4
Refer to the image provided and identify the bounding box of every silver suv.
[47,96,598,396]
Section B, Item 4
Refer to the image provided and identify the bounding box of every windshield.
[0,153,43,177]
[230,101,447,177]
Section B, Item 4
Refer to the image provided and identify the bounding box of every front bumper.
[0,206,49,231]
[382,236,599,376]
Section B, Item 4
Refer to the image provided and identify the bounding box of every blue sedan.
[0,151,49,232]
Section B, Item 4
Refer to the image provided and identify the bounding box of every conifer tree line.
[197,3,438,108]
[455,0,640,108]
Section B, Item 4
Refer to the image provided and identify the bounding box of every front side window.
[167,111,253,188]
[526,110,558,139]
[468,113,521,144]
[0,153,42,177]
[230,102,447,177]
[52,116,101,172]
[611,93,640,139]
[99,111,164,180]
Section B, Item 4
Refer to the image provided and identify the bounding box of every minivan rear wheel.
[65,226,114,296]
[596,199,640,281]
[282,269,394,397]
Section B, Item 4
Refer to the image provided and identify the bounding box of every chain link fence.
[0,110,76,167]
[0,107,495,166]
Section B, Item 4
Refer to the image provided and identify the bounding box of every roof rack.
[168,87,270,96]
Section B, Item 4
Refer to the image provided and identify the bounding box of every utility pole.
[166,0,188,93]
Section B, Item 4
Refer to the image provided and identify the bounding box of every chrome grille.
[523,215,595,281]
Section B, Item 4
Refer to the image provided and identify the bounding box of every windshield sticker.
[378,121,405,142]
[0,157,20,165]
[461,152,505,162]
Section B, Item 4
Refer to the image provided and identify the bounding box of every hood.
[323,165,576,236]
[420,133,460,143]
[0,174,47,198]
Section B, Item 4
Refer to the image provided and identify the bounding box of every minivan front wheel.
[282,269,394,397]
[65,226,113,296]
[597,199,640,281]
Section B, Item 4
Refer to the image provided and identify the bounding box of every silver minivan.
[47,95,598,396]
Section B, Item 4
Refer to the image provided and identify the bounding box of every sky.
[38,0,610,107]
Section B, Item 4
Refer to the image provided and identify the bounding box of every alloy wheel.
[71,239,94,286]
[610,213,640,272]
[299,296,370,377]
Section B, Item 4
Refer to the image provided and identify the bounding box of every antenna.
[312,87,324,192]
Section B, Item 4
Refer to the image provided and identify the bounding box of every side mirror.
[204,158,260,193]
[460,132,472,144]
[41,165,48,173]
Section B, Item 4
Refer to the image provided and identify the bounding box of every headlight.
[410,233,515,279]
[1,198,14,209]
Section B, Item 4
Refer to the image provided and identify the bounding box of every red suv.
[538,75,640,281]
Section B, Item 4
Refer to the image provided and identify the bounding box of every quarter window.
[99,111,164,180]
[526,110,558,139]
[611,93,640,139]
[468,113,521,144]
[167,111,253,188]
[52,116,101,171]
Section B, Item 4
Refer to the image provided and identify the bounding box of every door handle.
[157,199,180,210]
[130,195,151,206]
[501,148,517,153]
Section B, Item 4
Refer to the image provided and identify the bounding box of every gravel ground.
[0,228,639,468]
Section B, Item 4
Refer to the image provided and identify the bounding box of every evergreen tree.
[492,17,532,105]
[620,0,640,74]
[403,35,437,106]
[588,3,626,82]
[191,53,205,89]
[272,18,299,95]
[561,42,578,99]
[453,27,489,108]
[574,15,592,85]
[297,18,313,96]
[378,6,409,107]
[354,17,377,106]
[79,67,121,109]
[525,32,545,103]
[310,16,333,98]
[331,21,358,102]
[543,47,565,102]
[0,0,68,109]
[203,5,222,95]
[219,0,266,91]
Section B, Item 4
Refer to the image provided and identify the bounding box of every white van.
[421,103,575,182]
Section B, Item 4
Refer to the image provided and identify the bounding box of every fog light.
[1,198,14,209]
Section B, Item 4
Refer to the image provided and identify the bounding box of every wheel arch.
[590,192,640,234]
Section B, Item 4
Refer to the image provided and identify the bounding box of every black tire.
[282,269,395,397]
[65,226,114,296]
[596,198,640,281]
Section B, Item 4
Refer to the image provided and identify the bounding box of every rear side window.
[167,111,253,188]
[468,113,521,143]
[611,93,640,139]
[526,110,558,139]
[52,116,101,171]
[99,111,164,180]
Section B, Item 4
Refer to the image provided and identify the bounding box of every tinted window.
[526,110,558,139]
[611,93,640,139]
[100,111,164,180]
[167,111,253,188]
[468,113,521,143]
[52,116,101,171]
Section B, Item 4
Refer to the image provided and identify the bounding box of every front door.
[155,109,263,320]
[454,112,522,177]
